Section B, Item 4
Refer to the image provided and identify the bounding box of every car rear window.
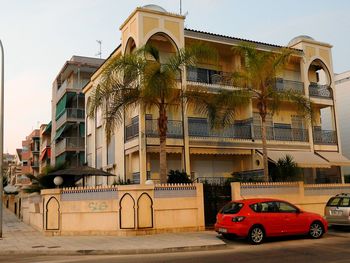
[220,202,243,214]
[327,197,341,207]
[339,197,350,207]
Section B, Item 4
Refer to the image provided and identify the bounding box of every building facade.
[83,5,348,185]
[17,129,40,177]
[50,56,104,168]
[332,71,350,180]
[39,123,51,172]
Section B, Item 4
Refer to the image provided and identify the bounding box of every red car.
[215,198,327,244]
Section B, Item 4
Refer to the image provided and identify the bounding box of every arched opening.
[125,37,137,55]
[145,32,178,63]
[308,59,332,99]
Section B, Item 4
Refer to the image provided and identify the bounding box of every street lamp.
[0,39,4,238]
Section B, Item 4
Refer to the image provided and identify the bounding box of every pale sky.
[0,0,349,154]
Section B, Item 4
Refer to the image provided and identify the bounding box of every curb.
[0,243,227,256]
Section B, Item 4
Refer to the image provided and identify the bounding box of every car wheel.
[309,222,324,239]
[248,226,264,245]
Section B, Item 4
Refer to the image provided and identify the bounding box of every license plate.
[219,228,227,233]
[331,210,343,216]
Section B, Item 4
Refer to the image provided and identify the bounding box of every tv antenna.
[96,40,102,58]
[180,0,182,14]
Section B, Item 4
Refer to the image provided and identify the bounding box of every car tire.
[309,221,324,239]
[248,225,265,245]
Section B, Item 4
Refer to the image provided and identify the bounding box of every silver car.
[325,193,350,226]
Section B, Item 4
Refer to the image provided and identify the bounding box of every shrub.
[167,170,192,184]
[270,155,301,182]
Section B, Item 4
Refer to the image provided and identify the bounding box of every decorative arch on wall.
[137,192,153,229]
[119,193,136,229]
[45,196,60,230]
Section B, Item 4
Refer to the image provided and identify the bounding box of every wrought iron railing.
[146,119,183,138]
[254,126,309,142]
[186,67,233,86]
[309,83,333,99]
[188,118,252,139]
[275,78,304,93]
[313,128,337,145]
[125,120,139,141]
[55,137,85,156]
[132,172,140,184]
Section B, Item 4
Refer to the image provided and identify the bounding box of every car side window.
[339,197,350,207]
[250,202,278,213]
[327,197,341,207]
[276,202,298,213]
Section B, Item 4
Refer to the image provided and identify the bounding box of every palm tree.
[231,43,313,181]
[88,44,216,183]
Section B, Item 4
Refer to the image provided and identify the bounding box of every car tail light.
[232,216,245,222]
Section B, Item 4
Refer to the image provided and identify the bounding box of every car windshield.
[220,202,243,214]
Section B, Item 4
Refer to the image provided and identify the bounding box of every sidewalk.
[0,208,226,255]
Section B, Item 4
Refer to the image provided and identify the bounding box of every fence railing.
[146,119,183,138]
[309,83,333,99]
[125,121,139,141]
[254,126,309,142]
[275,78,304,93]
[186,67,233,86]
[55,137,85,156]
[313,128,337,145]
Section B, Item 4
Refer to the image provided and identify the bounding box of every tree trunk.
[261,116,269,182]
[158,107,168,184]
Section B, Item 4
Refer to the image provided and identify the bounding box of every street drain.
[32,245,45,248]
[48,246,61,249]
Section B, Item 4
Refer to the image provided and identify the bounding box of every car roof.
[233,198,290,204]
[334,193,350,197]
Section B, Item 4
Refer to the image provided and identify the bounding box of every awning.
[147,146,182,154]
[316,151,350,166]
[54,125,66,140]
[190,148,251,155]
[263,150,330,168]
[39,148,48,161]
[43,121,52,135]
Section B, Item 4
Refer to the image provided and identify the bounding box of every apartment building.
[17,129,40,177]
[332,71,350,180]
[39,123,51,172]
[83,5,348,185]
[50,56,104,168]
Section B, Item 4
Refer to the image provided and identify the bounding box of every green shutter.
[54,124,66,140]
[55,94,67,120]
[79,123,85,137]
[43,121,52,134]
[56,153,66,165]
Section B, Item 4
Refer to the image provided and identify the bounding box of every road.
[2,228,350,263]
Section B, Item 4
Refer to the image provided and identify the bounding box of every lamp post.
[0,39,4,238]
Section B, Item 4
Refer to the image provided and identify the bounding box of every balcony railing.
[125,120,139,141]
[309,83,333,99]
[55,137,85,156]
[254,126,309,142]
[275,78,304,93]
[31,161,39,168]
[188,118,252,139]
[313,128,337,145]
[146,119,183,138]
[188,117,309,142]
[186,67,232,86]
[56,108,85,129]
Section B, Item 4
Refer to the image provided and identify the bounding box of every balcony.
[31,161,39,168]
[125,120,139,141]
[254,126,309,142]
[188,117,309,142]
[146,119,183,138]
[56,108,85,129]
[55,137,85,156]
[56,79,81,102]
[309,83,333,99]
[188,118,252,139]
[313,128,337,145]
[275,78,304,93]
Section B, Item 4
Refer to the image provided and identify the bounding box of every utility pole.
[0,39,5,238]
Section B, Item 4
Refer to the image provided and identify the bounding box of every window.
[276,202,298,213]
[107,134,115,165]
[96,107,102,127]
[250,202,278,213]
[327,197,341,207]
[339,197,350,207]
[96,148,102,169]
[220,202,243,214]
